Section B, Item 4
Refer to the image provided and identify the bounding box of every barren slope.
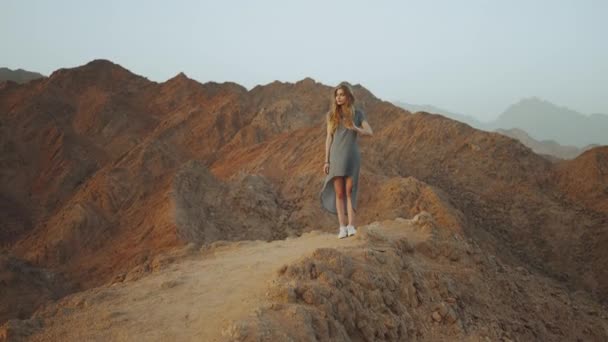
[3,215,607,342]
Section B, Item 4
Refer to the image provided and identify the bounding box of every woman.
[320,83,373,239]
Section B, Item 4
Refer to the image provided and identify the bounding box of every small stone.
[437,303,449,317]
[277,264,288,275]
[449,250,461,262]
[160,280,180,289]
[221,322,249,339]
[432,311,442,322]
[75,298,86,308]
[445,308,458,324]
[270,303,283,311]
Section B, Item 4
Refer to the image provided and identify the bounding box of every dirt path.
[10,217,606,342]
[24,229,369,341]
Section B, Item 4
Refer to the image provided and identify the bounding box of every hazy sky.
[2,0,607,120]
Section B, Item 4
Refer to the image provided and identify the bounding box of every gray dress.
[320,109,367,214]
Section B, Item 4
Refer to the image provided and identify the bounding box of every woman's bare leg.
[333,177,347,227]
[345,176,355,227]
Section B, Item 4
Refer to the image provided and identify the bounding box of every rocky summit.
[1,60,607,341]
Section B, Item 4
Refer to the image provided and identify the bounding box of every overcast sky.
[2,0,606,120]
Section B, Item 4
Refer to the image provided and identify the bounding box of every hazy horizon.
[2,0,607,121]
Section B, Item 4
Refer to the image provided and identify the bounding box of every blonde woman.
[320,83,373,238]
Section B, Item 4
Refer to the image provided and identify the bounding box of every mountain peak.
[0,67,45,84]
[520,96,544,103]
[163,72,204,90]
[49,59,130,79]
[512,97,556,109]
[168,72,191,82]
[495,97,607,147]
[295,77,316,86]
[44,59,147,92]
[84,59,120,68]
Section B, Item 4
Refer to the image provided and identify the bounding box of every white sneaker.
[338,226,347,239]
[346,225,357,237]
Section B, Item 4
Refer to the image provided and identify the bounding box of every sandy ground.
[5,217,608,342]
[23,227,377,342]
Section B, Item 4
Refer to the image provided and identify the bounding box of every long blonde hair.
[327,83,356,134]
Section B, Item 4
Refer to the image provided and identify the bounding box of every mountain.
[393,98,607,158]
[1,60,608,340]
[491,97,608,147]
[553,146,608,214]
[495,127,597,160]
[393,101,487,130]
[3,215,608,341]
[0,67,45,84]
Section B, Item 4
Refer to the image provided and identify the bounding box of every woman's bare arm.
[325,125,333,162]
[355,120,373,136]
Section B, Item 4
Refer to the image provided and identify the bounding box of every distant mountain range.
[495,127,598,160]
[392,102,485,129]
[0,67,45,84]
[395,97,608,152]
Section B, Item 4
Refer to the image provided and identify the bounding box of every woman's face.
[335,88,347,106]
